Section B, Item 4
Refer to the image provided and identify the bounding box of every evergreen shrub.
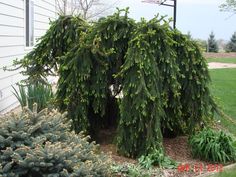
[225,32,236,52]
[14,9,217,158]
[0,104,111,177]
[207,32,219,53]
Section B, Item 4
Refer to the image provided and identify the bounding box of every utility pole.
[142,0,177,29]
[173,0,177,29]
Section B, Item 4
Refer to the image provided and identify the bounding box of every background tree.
[194,39,207,52]
[207,32,219,53]
[225,32,236,52]
[56,0,119,19]
[186,31,192,39]
[220,0,236,14]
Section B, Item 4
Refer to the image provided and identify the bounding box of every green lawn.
[210,68,236,135]
[207,61,236,177]
[207,58,236,64]
[208,166,236,177]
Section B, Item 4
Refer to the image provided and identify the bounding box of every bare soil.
[203,52,236,59]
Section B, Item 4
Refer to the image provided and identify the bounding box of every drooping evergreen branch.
[14,9,217,158]
[15,16,88,83]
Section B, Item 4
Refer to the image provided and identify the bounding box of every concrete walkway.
[208,62,236,69]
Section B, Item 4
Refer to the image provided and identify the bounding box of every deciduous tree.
[56,0,119,19]
[220,0,236,14]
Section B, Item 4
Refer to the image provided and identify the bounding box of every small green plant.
[12,83,54,111]
[0,104,111,176]
[189,128,236,163]
[111,163,161,177]
[138,149,177,169]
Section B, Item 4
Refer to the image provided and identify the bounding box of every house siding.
[0,0,56,114]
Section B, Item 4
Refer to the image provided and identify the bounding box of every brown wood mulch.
[99,131,227,177]
[203,52,236,59]
[3,108,230,177]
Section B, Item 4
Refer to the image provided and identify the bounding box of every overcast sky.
[112,0,236,40]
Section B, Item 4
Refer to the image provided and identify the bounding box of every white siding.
[0,0,56,114]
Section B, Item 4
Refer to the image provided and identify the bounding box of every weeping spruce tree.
[16,9,216,158]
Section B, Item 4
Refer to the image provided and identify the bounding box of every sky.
[111,0,236,41]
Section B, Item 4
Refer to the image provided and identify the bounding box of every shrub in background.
[207,31,219,53]
[225,32,236,52]
[194,39,207,52]
[12,83,54,111]
[189,128,236,163]
[0,104,111,177]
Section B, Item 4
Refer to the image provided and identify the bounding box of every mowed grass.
[207,58,236,64]
[210,68,236,135]
[209,166,236,177]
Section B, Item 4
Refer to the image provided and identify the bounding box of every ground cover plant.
[111,163,161,177]
[0,104,111,176]
[138,149,177,169]
[14,9,217,160]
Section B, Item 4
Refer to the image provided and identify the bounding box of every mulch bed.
[203,52,236,59]
[99,129,225,177]
[4,108,229,177]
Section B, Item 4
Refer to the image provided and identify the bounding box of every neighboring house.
[0,0,57,114]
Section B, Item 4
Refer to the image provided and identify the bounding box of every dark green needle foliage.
[116,17,181,157]
[56,9,135,133]
[15,9,217,158]
[207,31,219,53]
[225,32,236,52]
[173,31,217,133]
[16,16,88,83]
